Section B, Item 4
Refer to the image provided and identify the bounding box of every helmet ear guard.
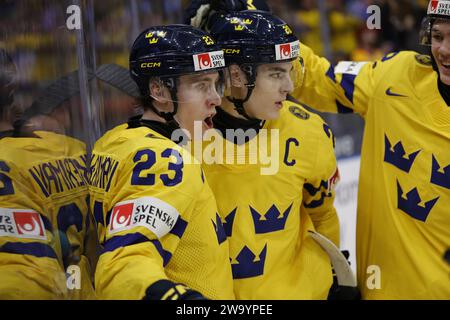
[149,78,172,103]
[226,64,257,120]
[227,64,253,88]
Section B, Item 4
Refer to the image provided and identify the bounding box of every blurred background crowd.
[1,0,431,77]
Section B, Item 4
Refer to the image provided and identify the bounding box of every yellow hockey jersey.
[294,44,450,299]
[89,118,234,300]
[0,131,95,299]
[202,102,340,299]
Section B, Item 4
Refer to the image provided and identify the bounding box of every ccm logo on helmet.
[275,40,300,61]
[193,50,225,71]
[224,48,241,54]
[141,62,161,68]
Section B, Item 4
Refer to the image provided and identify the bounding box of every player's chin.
[438,67,450,85]
[265,106,281,120]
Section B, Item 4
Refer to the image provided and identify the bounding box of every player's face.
[175,71,222,139]
[431,20,450,85]
[245,62,294,120]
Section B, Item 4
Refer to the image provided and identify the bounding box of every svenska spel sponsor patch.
[193,50,225,71]
[428,0,450,16]
[0,208,47,240]
[275,40,300,61]
[109,197,180,238]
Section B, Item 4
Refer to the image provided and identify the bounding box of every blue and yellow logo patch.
[414,54,432,66]
[289,106,310,120]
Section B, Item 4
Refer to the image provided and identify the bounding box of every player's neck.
[141,109,167,123]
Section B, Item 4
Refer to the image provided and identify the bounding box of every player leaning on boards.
[89,25,235,300]
[187,7,349,299]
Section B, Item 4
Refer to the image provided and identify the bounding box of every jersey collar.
[127,115,186,143]
[212,107,265,144]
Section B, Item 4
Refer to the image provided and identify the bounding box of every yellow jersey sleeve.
[300,118,340,246]
[293,42,401,118]
[93,142,203,299]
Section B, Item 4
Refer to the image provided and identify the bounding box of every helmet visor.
[150,68,231,104]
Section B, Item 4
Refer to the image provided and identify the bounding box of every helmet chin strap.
[226,84,255,120]
[226,65,259,120]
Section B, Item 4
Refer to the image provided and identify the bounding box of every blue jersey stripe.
[102,232,172,266]
[0,242,58,259]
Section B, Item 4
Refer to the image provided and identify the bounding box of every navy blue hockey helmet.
[130,25,225,96]
[209,10,300,66]
[129,24,226,121]
[208,11,302,119]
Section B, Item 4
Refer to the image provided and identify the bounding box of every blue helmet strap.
[227,64,258,120]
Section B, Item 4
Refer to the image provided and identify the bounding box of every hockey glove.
[183,0,211,29]
[143,279,207,300]
[184,0,254,31]
[328,250,361,300]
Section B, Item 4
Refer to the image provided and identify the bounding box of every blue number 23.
[131,148,183,187]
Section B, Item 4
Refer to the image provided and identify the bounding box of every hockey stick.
[22,69,95,119]
[308,230,357,287]
[96,64,140,98]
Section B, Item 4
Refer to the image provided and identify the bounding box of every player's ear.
[228,64,247,88]
[149,78,170,103]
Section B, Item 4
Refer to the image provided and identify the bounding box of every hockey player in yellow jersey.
[288,0,450,299]
[0,55,95,299]
[0,129,93,299]
[90,25,234,300]
[192,10,343,299]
